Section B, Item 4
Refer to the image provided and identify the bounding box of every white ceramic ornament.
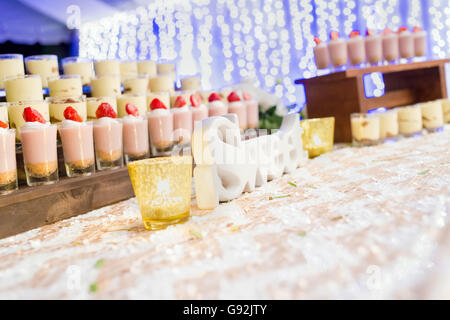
[192,113,308,209]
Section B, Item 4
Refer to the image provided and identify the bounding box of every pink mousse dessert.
[328,31,347,68]
[19,107,58,186]
[242,91,259,129]
[413,26,427,57]
[208,92,228,117]
[0,123,18,194]
[172,95,193,145]
[365,29,383,65]
[382,28,399,63]
[58,107,95,177]
[398,27,414,59]
[347,31,366,66]
[227,91,247,130]
[93,103,123,170]
[190,93,208,127]
[122,103,149,163]
[147,98,174,155]
[313,37,330,70]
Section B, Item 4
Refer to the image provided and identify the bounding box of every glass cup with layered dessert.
[148,75,174,93]
[413,26,427,61]
[0,54,24,90]
[347,31,366,67]
[90,75,122,97]
[147,98,174,156]
[86,97,117,121]
[181,76,201,91]
[61,57,93,86]
[122,103,149,163]
[350,113,381,147]
[7,100,50,141]
[207,92,228,117]
[227,91,248,131]
[120,60,138,82]
[146,91,170,113]
[398,27,414,62]
[156,61,176,83]
[24,55,59,88]
[20,107,58,186]
[94,59,120,77]
[397,105,423,137]
[382,28,399,64]
[122,75,149,95]
[117,93,147,118]
[0,122,18,195]
[365,29,383,66]
[189,92,209,127]
[171,94,193,145]
[58,107,95,177]
[4,74,43,103]
[419,101,444,133]
[48,75,83,97]
[313,37,330,73]
[93,103,123,170]
[328,31,348,71]
[137,60,157,77]
[242,91,259,129]
[371,108,399,142]
[47,95,87,123]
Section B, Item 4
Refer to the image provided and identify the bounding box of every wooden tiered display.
[295,59,450,142]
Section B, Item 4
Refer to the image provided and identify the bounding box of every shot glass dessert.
[61,57,93,86]
[170,91,191,108]
[4,75,43,103]
[147,92,170,112]
[190,93,208,127]
[328,31,347,70]
[0,54,24,89]
[382,28,399,64]
[0,126,18,195]
[398,27,414,61]
[122,75,149,95]
[350,113,381,147]
[94,59,120,77]
[122,104,149,163]
[58,107,95,177]
[148,98,174,156]
[377,109,399,141]
[148,75,174,93]
[227,91,247,130]
[120,60,138,81]
[24,55,59,88]
[172,95,193,145]
[0,103,8,125]
[117,94,147,118]
[48,75,83,97]
[365,29,383,66]
[313,37,330,71]
[243,91,259,129]
[93,104,123,170]
[90,75,121,97]
[347,31,366,67]
[208,92,228,117]
[397,105,423,137]
[47,95,87,123]
[86,97,117,120]
[413,26,427,59]
[157,62,176,83]
[442,99,450,123]
[20,107,58,186]
[7,100,50,140]
[420,101,444,132]
[181,76,201,91]
[137,60,157,77]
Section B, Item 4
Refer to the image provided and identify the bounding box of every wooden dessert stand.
[295,59,450,142]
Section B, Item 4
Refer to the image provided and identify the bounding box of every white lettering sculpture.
[191,113,308,209]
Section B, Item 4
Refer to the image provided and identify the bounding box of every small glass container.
[123,116,150,163]
[377,109,399,141]
[61,57,93,86]
[20,124,58,186]
[181,76,201,91]
[382,33,399,64]
[137,60,157,77]
[148,75,174,93]
[350,113,381,146]
[4,74,43,103]
[397,105,423,137]
[86,96,118,120]
[147,108,174,156]
[0,54,24,89]
[117,94,147,118]
[398,31,414,62]
[0,128,18,195]
[24,55,59,88]
[122,75,149,95]
[420,101,444,133]
[365,34,383,66]
[171,92,193,145]
[46,95,87,123]
[94,59,120,77]
[120,60,138,81]
[7,100,50,140]
[156,61,176,83]
[127,156,192,230]
[300,117,335,158]
[59,121,95,177]
[93,118,123,170]
[90,75,121,97]
[328,39,348,70]
[48,74,83,97]
[347,36,366,67]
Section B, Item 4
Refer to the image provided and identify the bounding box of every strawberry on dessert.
[150,98,168,111]
[347,30,365,66]
[398,26,408,34]
[125,103,139,117]
[190,93,202,108]
[328,31,347,68]
[350,30,360,38]
[313,37,322,45]
[383,28,393,35]
[0,121,8,129]
[64,106,83,122]
[148,97,173,154]
[96,102,117,119]
[330,31,339,41]
[208,92,228,117]
[23,107,47,124]
[313,36,330,70]
[227,91,247,130]
[172,95,192,144]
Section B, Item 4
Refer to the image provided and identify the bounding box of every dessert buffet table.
[0,128,449,299]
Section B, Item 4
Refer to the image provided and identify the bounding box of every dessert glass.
[208,100,228,117]
[0,128,18,195]
[86,97,118,120]
[7,100,50,140]
[328,39,348,70]
[414,30,427,59]
[48,75,83,97]
[314,43,330,72]
[181,76,201,91]
[122,75,149,95]
[420,101,444,132]
[4,75,43,103]
[157,62,176,83]
[382,33,399,63]
[0,54,24,90]
[24,55,59,88]
[94,59,120,77]
[61,57,93,86]
[191,104,209,128]
[350,113,381,146]
[228,100,248,130]
[365,35,383,66]
[347,36,366,67]
[93,118,123,170]
[137,60,157,77]
[47,95,87,123]
[245,99,259,129]
[120,60,138,81]
[377,109,399,141]
[170,91,191,108]
[117,94,147,118]
[397,105,423,137]
[300,117,335,158]
[123,116,150,163]
[90,75,122,97]
[146,92,170,112]
[172,106,193,145]
[399,31,414,62]
[20,123,58,186]
[148,75,174,93]
[59,121,95,177]
[147,109,174,156]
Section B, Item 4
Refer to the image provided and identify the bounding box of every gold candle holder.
[300,117,335,158]
[127,156,192,230]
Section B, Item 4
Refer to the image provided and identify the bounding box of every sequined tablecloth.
[0,128,449,299]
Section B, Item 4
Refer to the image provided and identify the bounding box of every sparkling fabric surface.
[0,128,449,299]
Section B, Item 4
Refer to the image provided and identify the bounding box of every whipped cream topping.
[61,119,87,128]
[96,117,120,125]
[228,101,244,108]
[171,105,190,113]
[21,121,51,129]
[209,100,225,109]
[315,42,327,48]
[148,108,170,117]
[122,115,144,123]
[0,127,11,135]
[191,103,207,111]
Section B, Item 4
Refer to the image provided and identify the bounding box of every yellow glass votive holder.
[300,117,335,158]
[127,156,193,230]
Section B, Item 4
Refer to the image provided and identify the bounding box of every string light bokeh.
[79,0,449,108]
